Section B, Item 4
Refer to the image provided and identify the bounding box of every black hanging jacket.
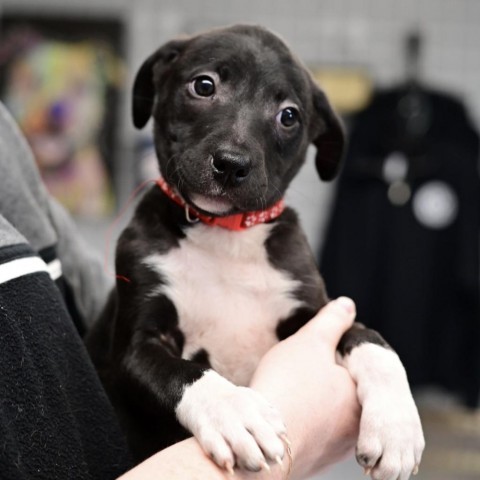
[320,85,480,407]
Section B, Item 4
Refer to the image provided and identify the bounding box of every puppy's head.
[133,25,344,216]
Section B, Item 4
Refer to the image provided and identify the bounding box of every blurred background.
[0,0,479,478]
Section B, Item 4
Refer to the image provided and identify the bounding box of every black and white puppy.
[87,25,424,479]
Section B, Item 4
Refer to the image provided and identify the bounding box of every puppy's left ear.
[132,38,188,129]
[311,87,346,181]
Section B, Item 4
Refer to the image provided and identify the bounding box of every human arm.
[119,297,360,480]
[46,197,113,328]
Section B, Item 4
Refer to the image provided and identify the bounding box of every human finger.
[300,297,356,347]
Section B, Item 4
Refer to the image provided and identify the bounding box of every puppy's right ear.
[132,39,188,129]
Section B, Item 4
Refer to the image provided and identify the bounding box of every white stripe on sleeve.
[0,256,49,285]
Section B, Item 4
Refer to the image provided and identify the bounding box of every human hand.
[250,297,360,479]
[119,297,360,480]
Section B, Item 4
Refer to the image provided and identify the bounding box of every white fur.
[340,344,425,480]
[143,223,303,386]
[176,370,286,470]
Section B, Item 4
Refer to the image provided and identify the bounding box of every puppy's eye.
[277,107,299,127]
[192,76,215,97]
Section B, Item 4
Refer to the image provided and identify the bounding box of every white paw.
[356,392,425,480]
[176,370,286,472]
[342,344,425,480]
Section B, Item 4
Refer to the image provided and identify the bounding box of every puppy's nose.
[211,150,252,186]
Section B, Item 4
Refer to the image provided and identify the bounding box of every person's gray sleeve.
[46,196,113,327]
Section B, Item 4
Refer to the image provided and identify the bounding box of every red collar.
[156,177,285,231]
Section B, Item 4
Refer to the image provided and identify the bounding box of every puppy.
[87,25,424,479]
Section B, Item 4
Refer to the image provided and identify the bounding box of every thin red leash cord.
[104,179,158,284]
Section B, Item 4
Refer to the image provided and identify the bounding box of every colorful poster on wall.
[0,15,125,218]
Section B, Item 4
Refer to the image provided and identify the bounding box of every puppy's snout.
[211,150,252,187]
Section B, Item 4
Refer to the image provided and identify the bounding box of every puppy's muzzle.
[211,150,252,187]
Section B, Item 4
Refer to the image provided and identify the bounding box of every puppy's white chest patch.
[144,224,302,385]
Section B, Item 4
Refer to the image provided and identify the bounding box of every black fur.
[338,323,391,356]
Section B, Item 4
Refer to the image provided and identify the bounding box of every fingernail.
[363,466,372,476]
[336,296,355,314]
[280,433,291,446]
[260,461,271,472]
[225,462,235,476]
[413,465,419,475]
[275,456,284,470]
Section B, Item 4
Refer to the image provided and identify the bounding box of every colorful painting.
[0,17,125,218]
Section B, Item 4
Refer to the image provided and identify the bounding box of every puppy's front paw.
[348,346,425,480]
[356,390,424,480]
[176,370,286,472]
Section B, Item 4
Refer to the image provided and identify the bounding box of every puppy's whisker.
[163,153,180,179]
[271,184,283,199]
[287,188,315,202]
[261,195,267,211]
